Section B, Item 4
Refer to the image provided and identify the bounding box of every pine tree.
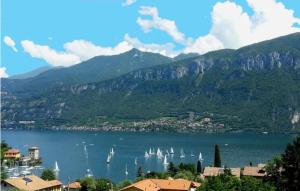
[214,145,221,167]
[168,162,178,177]
[197,160,202,174]
[137,166,143,177]
[281,136,300,191]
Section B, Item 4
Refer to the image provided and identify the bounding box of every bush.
[40,169,56,181]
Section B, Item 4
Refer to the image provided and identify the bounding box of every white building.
[28,147,39,160]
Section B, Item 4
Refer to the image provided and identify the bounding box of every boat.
[86,169,93,177]
[54,161,60,172]
[144,151,149,158]
[149,148,152,155]
[163,155,168,165]
[110,148,115,156]
[180,149,185,158]
[20,170,31,176]
[191,151,195,157]
[199,152,203,161]
[170,147,174,154]
[134,158,138,165]
[106,154,111,164]
[125,164,128,175]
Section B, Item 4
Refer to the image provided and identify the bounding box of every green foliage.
[136,166,143,178]
[241,176,276,191]
[281,135,300,191]
[95,178,112,191]
[40,169,56,181]
[214,145,221,167]
[1,140,10,163]
[80,177,96,191]
[117,180,131,189]
[174,170,194,180]
[196,160,202,174]
[198,173,240,191]
[167,162,178,177]
[178,163,195,173]
[265,156,283,189]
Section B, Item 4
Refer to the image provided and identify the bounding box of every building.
[120,178,201,191]
[242,164,266,178]
[4,149,21,159]
[29,147,40,160]
[203,167,241,178]
[64,182,81,191]
[1,175,62,191]
[20,156,32,166]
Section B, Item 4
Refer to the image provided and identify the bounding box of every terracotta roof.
[4,149,20,154]
[203,167,241,178]
[243,166,266,177]
[120,179,200,191]
[66,182,82,189]
[4,175,62,191]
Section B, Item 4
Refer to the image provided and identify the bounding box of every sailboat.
[86,169,93,177]
[125,164,128,175]
[145,151,149,158]
[106,154,111,164]
[134,158,138,166]
[54,161,60,171]
[163,155,168,165]
[199,152,203,161]
[110,148,115,156]
[180,149,185,158]
[149,148,153,155]
[170,147,174,154]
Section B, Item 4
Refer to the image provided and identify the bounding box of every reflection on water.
[1,129,295,183]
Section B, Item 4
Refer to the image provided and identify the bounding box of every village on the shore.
[1,142,274,191]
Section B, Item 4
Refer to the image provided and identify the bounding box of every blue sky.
[1,0,300,77]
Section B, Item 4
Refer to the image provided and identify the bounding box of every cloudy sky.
[2,0,300,77]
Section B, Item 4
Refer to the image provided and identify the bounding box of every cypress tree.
[196,160,202,174]
[214,144,221,167]
[137,166,143,177]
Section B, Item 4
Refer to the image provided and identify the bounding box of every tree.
[167,162,178,176]
[196,160,202,174]
[281,135,300,191]
[80,177,96,191]
[241,176,276,191]
[1,140,10,163]
[265,156,283,189]
[174,170,194,180]
[95,178,112,191]
[214,145,221,167]
[137,166,143,177]
[41,169,55,181]
[117,180,131,189]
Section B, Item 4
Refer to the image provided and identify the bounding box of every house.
[203,167,241,178]
[1,175,62,191]
[29,147,40,160]
[120,178,200,191]
[64,182,81,191]
[4,149,21,159]
[20,156,32,166]
[242,164,266,178]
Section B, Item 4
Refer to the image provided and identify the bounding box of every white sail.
[110,148,115,155]
[54,161,59,171]
[125,164,128,175]
[145,151,149,158]
[199,152,203,161]
[163,155,168,165]
[156,148,161,156]
[180,149,185,158]
[149,148,152,155]
[134,158,138,165]
[86,169,93,177]
[170,147,174,154]
[106,154,111,163]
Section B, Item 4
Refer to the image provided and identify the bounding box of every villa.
[242,164,266,178]
[1,175,62,191]
[120,178,201,191]
[64,182,81,191]
[203,167,241,178]
[4,149,21,159]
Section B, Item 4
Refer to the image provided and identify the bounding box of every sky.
[1,0,300,77]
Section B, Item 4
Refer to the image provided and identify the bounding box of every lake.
[1,129,296,183]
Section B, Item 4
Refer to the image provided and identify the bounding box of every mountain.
[1,33,300,132]
[2,48,172,93]
[9,66,53,79]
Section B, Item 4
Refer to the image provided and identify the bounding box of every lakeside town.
[1,135,299,191]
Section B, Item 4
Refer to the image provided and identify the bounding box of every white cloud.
[124,34,178,57]
[3,36,18,52]
[21,40,81,67]
[0,67,9,78]
[64,40,132,61]
[185,0,300,54]
[137,6,190,45]
[122,0,136,7]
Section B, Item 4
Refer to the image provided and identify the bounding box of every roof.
[4,149,20,154]
[203,167,241,178]
[4,175,62,191]
[66,182,82,189]
[243,166,266,177]
[29,147,39,150]
[120,179,200,191]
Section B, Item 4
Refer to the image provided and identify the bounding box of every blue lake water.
[1,129,296,184]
